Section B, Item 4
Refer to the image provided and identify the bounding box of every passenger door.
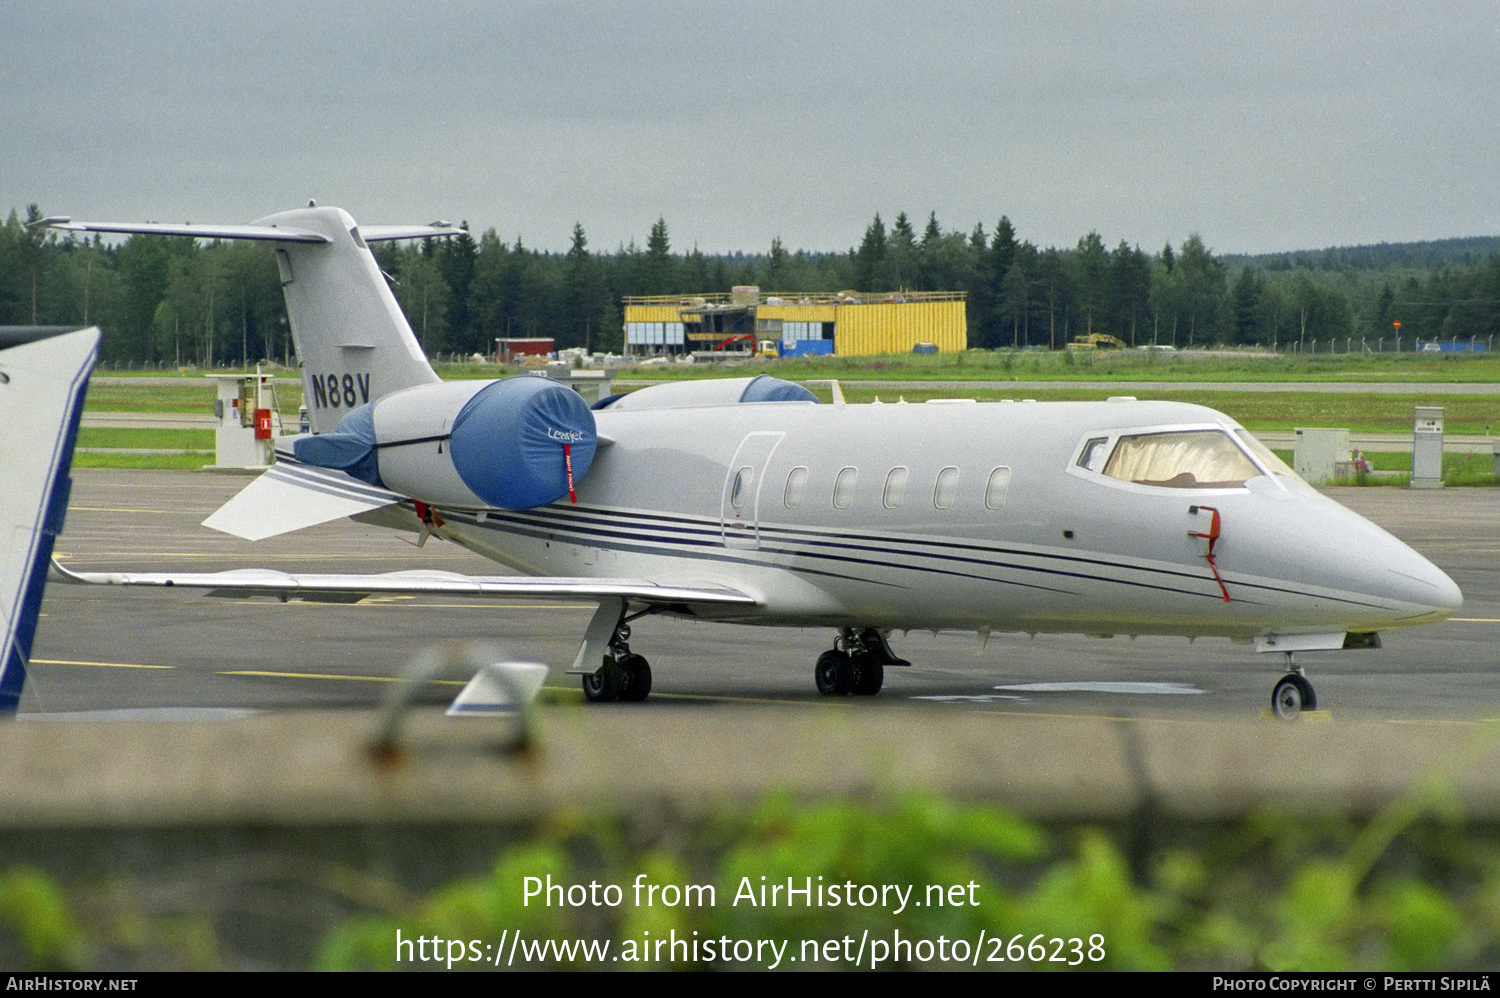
[721,432,785,549]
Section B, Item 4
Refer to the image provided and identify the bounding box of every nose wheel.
[1271,657,1317,720]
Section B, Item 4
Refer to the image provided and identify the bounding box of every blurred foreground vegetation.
[6,783,1499,971]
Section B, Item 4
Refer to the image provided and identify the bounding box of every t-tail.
[33,205,460,433]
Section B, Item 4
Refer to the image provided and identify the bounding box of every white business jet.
[35,206,1461,718]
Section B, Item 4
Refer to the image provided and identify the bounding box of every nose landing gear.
[1271,654,1317,720]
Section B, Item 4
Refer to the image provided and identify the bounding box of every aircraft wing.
[1,326,99,710]
[47,560,758,609]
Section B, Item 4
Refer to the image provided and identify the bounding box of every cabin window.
[933,466,960,509]
[730,467,752,509]
[883,467,908,509]
[1077,437,1110,472]
[1103,430,1262,489]
[833,467,858,509]
[985,466,1012,509]
[784,466,808,507]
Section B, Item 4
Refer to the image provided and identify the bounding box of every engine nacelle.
[294,376,597,509]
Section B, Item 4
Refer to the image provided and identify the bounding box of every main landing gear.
[581,617,653,704]
[815,627,910,697]
[1270,653,1317,720]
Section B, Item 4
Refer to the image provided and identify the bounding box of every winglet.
[0,326,100,712]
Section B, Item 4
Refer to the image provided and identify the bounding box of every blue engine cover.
[293,376,597,509]
[449,377,597,508]
[294,403,380,484]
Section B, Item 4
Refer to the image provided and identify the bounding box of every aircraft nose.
[1264,489,1464,629]
[1385,549,1463,623]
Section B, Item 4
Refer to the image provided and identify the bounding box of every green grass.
[84,378,304,413]
[75,428,214,451]
[596,348,1500,385]
[822,385,1499,435]
[75,355,1499,479]
[1268,448,1497,486]
[69,451,209,470]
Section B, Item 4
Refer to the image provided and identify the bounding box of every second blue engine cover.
[448,377,597,508]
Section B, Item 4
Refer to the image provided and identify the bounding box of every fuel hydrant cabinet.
[208,373,282,469]
[1411,406,1444,489]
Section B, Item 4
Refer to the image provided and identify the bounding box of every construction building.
[622,287,966,359]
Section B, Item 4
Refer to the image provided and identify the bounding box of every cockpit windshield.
[1101,430,1263,489]
[1235,429,1298,478]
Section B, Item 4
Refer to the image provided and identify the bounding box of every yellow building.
[622,288,966,358]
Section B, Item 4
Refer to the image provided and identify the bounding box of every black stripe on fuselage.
[439,504,1340,607]
[488,503,1400,612]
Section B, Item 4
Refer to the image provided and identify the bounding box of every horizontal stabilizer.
[33,218,461,245]
[48,560,758,608]
[32,219,330,243]
[202,459,405,540]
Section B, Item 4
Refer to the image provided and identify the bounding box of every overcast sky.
[4,1,1496,257]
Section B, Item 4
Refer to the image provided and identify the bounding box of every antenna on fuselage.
[823,380,847,408]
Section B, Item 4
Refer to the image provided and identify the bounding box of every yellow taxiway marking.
[30,658,173,670]
[1452,617,1500,623]
[65,507,194,514]
[221,670,465,685]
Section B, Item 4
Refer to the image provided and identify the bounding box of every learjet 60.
[33,206,1462,718]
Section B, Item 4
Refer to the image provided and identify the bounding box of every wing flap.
[47,561,758,608]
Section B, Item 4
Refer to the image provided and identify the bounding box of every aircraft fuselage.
[427,396,1460,643]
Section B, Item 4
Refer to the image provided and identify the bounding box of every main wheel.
[583,658,623,702]
[617,654,653,702]
[815,651,851,695]
[850,659,884,696]
[1271,673,1316,720]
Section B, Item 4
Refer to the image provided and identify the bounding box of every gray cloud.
[5,0,1496,256]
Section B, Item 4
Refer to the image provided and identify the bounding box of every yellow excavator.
[1067,333,1126,350]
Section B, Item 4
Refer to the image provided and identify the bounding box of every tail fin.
[0,326,99,711]
[33,207,460,433]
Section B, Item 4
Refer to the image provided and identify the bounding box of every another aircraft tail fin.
[33,207,460,434]
[0,326,99,712]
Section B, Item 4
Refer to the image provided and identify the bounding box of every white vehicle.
[36,207,1461,718]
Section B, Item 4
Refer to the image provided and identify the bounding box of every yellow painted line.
[220,670,465,686]
[218,673,797,705]
[1451,617,1500,623]
[31,658,173,670]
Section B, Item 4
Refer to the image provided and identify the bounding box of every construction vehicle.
[1067,333,1126,350]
